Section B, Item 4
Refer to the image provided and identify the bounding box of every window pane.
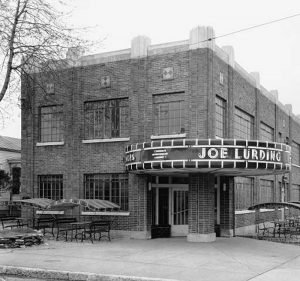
[40,106,63,142]
[235,177,254,210]
[292,141,300,165]
[38,175,63,200]
[215,96,226,138]
[260,179,274,203]
[84,173,129,211]
[154,101,184,135]
[234,108,254,140]
[84,99,129,139]
[260,122,274,142]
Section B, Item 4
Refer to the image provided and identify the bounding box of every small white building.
[0,135,21,214]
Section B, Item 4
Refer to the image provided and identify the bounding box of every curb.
[0,265,180,281]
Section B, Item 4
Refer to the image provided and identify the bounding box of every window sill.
[81,211,130,216]
[151,133,186,140]
[82,138,130,144]
[36,141,64,146]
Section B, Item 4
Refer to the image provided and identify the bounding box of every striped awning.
[46,199,120,211]
[0,198,54,209]
[248,202,300,211]
[0,198,120,211]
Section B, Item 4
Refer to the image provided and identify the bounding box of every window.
[38,175,63,200]
[215,96,226,138]
[84,174,128,211]
[154,100,184,135]
[39,105,63,142]
[235,177,254,210]
[291,184,300,201]
[260,122,274,142]
[292,141,300,165]
[219,72,224,85]
[234,107,254,140]
[84,99,129,140]
[259,179,274,203]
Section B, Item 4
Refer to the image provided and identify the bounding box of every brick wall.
[21,45,300,236]
[189,174,215,235]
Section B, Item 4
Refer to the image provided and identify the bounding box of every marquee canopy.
[125,139,291,176]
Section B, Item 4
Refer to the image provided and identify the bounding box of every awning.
[0,198,120,211]
[125,139,291,176]
[0,198,54,209]
[248,202,300,211]
[46,199,120,211]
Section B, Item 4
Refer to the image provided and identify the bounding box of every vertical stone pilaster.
[188,174,216,242]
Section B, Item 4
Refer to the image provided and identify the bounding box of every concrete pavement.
[0,237,300,281]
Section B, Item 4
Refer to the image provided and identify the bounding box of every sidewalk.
[0,237,300,281]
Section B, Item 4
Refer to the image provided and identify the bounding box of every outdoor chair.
[55,217,77,241]
[78,220,111,243]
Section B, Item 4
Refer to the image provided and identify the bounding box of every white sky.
[2,0,300,138]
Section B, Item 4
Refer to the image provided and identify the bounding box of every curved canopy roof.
[248,202,300,211]
[0,198,53,209]
[46,199,120,211]
[125,139,291,176]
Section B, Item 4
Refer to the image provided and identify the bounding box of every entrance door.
[158,188,169,225]
[171,187,188,236]
[152,176,189,237]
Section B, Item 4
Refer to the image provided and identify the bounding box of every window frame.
[234,107,254,140]
[84,98,129,140]
[215,96,226,138]
[39,105,64,142]
[153,95,185,136]
[260,122,274,142]
[38,174,63,200]
[84,173,129,211]
[259,179,274,204]
[234,177,254,210]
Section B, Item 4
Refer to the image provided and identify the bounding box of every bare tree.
[0,0,93,106]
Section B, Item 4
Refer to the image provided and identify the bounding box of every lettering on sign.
[125,145,289,164]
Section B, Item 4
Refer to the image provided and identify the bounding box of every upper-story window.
[292,141,300,165]
[215,96,226,138]
[153,93,185,136]
[260,122,274,142]
[39,105,63,142]
[84,98,129,140]
[234,107,254,140]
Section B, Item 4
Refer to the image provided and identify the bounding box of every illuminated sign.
[125,139,291,176]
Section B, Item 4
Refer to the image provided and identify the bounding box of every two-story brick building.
[21,26,299,242]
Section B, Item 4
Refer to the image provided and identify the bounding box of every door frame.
[152,183,189,236]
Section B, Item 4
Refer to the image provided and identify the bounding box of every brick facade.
[21,27,300,242]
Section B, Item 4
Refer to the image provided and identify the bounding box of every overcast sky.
[2,0,300,138]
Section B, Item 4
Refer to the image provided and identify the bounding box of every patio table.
[69,221,91,241]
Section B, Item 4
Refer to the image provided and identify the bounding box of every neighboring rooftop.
[0,135,21,152]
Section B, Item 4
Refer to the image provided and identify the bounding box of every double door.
[153,185,188,236]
